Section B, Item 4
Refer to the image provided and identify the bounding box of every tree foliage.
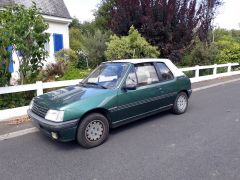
[198,0,222,43]
[94,0,116,31]
[181,38,218,66]
[0,3,49,85]
[214,29,240,64]
[37,49,80,82]
[69,20,109,68]
[96,0,222,62]
[181,28,240,66]
[105,26,160,60]
[0,28,11,86]
[216,41,240,64]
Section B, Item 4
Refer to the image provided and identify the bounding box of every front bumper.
[27,109,79,142]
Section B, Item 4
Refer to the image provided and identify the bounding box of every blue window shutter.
[7,46,14,73]
[53,33,63,52]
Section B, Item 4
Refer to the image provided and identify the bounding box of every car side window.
[135,63,159,86]
[156,63,174,81]
[125,66,138,86]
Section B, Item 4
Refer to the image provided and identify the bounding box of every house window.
[53,33,63,52]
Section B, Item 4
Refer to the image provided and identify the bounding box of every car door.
[113,63,161,124]
[154,62,179,107]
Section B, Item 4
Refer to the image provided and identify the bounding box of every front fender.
[61,90,118,122]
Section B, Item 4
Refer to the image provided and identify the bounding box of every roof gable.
[0,0,71,19]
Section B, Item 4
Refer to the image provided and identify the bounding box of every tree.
[81,29,109,67]
[105,26,160,60]
[181,38,218,66]
[182,28,240,66]
[69,20,109,68]
[69,27,83,52]
[214,30,240,63]
[216,41,240,64]
[94,0,116,31]
[96,0,222,63]
[69,17,81,29]
[0,3,49,85]
[198,0,222,43]
[213,28,240,43]
[0,33,11,86]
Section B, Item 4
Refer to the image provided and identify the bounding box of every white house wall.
[11,18,71,82]
[45,21,70,64]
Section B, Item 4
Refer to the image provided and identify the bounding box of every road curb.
[0,127,38,141]
[193,78,240,92]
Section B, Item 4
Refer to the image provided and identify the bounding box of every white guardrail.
[0,62,240,121]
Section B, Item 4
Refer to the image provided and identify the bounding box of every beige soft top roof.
[108,58,170,64]
[107,59,185,77]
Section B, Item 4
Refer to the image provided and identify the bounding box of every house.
[0,0,72,80]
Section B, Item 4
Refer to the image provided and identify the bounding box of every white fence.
[0,62,240,121]
[181,63,240,83]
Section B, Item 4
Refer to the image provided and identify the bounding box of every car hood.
[33,85,110,109]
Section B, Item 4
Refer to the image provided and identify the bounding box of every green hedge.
[58,68,91,81]
[0,91,35,110]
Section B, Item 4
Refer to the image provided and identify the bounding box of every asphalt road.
[0,80,240,180]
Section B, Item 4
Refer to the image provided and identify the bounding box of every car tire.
[172,92,188,114]
[77,113,109,148]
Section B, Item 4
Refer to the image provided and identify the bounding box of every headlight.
[29,100,34,110]
[45,110,64,122]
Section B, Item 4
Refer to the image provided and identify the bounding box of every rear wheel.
[77,113,109,148]
[172,92,188,114]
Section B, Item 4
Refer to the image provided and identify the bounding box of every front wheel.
[77,113,109,148]
[172,92,188,114]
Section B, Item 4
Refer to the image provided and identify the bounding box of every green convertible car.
[28,59,192,148]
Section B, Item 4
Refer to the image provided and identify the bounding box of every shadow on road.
[110,111,171,134]
[37,132,81,150]
[36,111,171,150]
[36,104,194,150]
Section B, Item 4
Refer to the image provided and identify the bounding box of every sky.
[64,0,240,30]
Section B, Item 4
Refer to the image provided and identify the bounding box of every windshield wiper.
[85,82,108,89]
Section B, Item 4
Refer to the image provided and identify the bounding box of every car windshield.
[81,63,129,89]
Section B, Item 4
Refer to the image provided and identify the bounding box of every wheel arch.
[179,90,190,97]
[78,108,112,126]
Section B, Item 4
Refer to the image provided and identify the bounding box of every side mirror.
[123,84,137,91]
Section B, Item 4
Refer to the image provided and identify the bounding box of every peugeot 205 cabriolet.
[28,59,192,148]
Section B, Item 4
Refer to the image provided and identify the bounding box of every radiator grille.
[32,101,49,118]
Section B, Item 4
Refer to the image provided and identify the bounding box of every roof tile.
[0,0,71,19]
